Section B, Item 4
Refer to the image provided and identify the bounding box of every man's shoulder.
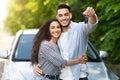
[70,21,85,29]
[71,21,84,25]
[71,21,78,24]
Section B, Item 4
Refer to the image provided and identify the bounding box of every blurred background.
[0,0,120,79]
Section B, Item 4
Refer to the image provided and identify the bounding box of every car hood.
[4,61,118,80]
[4,61,34,80]
[87,62,110,80]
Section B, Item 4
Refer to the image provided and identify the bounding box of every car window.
[87,46,97,59]
[87,41,101,62]
[13,34,34,61]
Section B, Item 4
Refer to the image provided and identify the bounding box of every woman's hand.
[33,64,43,75]
[78,54,88,64]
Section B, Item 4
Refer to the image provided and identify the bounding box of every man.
[34,4,98,80]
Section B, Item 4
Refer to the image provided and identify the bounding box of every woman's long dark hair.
[31,19,61,65]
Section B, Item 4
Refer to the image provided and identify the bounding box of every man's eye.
[58,15,62,17]
[65,13,69,16]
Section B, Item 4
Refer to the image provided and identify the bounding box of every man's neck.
[62,27,69,32]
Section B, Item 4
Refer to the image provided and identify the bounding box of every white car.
[0,29,119,80]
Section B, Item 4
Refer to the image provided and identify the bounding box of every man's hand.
[33,64,43,75]
[83,7,95,17]
[83,7,97,24]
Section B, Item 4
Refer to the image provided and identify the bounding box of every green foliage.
[70,0,98,22]
[90,0,120,64]
[4,0,120,63]
[4,0,69,34]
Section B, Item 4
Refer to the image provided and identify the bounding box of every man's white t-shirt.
[59,32,74,80]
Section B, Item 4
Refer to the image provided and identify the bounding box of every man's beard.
[62,25,69,28]
[61,21,70,28]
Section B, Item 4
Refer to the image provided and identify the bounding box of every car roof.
[16,29,39,35]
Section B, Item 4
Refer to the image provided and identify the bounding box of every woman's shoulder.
[41,40,50,46]
[41,40,55,47]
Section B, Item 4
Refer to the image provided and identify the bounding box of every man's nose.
[62,15,66,19]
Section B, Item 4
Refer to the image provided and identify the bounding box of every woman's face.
[49,21,61,39]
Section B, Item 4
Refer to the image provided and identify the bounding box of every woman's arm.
[66,54,88,66]
[41,43,87,67]
[66,59,80,66]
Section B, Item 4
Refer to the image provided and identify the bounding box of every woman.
[31,19,83,80]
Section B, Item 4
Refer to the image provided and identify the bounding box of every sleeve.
[40,44,66,68]
[78,14,99,35]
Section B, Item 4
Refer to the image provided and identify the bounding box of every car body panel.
[4,62,33,80]
[87,62,109,80]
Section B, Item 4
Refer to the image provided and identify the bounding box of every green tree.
[4,0,120,63]
[4,0,68,34]
[95,0,120,63]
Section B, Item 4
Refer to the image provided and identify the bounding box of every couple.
[31,4,98,80]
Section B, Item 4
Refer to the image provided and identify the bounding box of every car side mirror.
[99,50,109,58]
[0,50,8,58]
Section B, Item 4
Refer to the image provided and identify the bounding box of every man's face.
[56,8,72,27]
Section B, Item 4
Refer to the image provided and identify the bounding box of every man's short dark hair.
[57,4,71,12]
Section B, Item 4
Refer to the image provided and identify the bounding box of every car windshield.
[13,34,101,62]
[13,34,34,61]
